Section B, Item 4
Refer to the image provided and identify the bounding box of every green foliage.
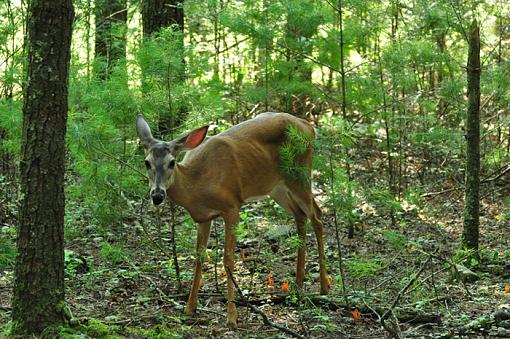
[0,235,15,269]
[366,187,402,215]
[237,209,256,240]
[454,247,480,268]
[383,230,407,251]
[84,319,112,337]
[127,322,190,339]
[285,234,304,250]
[279,125,313,184]
[137,27,224,130]
[100,242,127,265]
[64,249,88,276]
[55,319,122,338]
[347,257,384,279]
[0,99,22,157]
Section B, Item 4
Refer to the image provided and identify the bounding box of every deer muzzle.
[151,188,166,205]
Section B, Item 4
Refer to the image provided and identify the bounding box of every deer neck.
[167,163,194,208]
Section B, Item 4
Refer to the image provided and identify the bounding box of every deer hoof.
[184,304,196,316]
[226,302,238,328]
[226,317,237,329]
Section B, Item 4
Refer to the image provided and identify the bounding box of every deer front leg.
[185,221,212,315]
[223,212,239,328]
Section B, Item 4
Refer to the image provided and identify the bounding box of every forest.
[0,0,509,338]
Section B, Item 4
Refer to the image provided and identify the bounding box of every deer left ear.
[173,125,209,153]
[136,115,156,149]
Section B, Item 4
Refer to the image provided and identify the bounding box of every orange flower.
[504,284,510,293]
[281,280,290,292]
[266,272,274,287]
[328,276,334,286]
[351,310,362,320]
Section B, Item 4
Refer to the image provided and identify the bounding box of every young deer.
[136,112,329,328]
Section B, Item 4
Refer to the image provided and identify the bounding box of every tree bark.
[142,0,185,137]
[462,19,481,254]
[142,0,184,37]
[11,0,74,336]
[94,0,127,79]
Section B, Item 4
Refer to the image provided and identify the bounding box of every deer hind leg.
[270,186,308,289]
[294,211,308,289]
[223,211,239,328]
[287,183,330,295]
[185,221,212,315]
[311,198,329,294]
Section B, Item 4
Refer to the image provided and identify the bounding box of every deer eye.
[144,160,151,169]
[169,159,176,169]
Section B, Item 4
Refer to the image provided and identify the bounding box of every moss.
[127,323,187,339]
[86,319,111,337]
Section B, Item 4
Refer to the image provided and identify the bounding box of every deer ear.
[136,115,156,148]
[173,125,209,153]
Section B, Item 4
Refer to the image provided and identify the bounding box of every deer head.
[136,115,208,205]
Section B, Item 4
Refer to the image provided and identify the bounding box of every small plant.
[383,230,407,251]
[347,257,384,279]
[237,209,256,240]
[100,242,127,265]
[64,249,88,276]
[0,235,16,269]
[454,247,479,268]
[279,125,313,185]
[285,234,304,250]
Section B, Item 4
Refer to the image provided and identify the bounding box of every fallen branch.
[422,165,510,198]
[225,267,305,339]
[379,253,434,338]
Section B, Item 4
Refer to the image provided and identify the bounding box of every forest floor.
[1,147,510,338]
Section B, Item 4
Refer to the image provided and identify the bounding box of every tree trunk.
[142,0,185,136]
[142,0,184,37]
[11,0,74,336]
[462,19,481,254]
[94,0,127,79]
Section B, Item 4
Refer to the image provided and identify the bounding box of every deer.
[136,112,329,328]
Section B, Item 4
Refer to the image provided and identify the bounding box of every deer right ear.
[136,115,156,149]
[173,125,209,153]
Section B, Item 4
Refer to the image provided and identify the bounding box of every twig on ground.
[379,253,434,338]
[417,249,472,298]
[225,266,306,339]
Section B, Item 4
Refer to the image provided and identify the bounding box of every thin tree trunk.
[94,0,127,79]
[462,19,481,254]
[11,0,74,335]
[336,0,355,238]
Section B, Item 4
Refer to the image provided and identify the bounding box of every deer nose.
[151,189,165,205]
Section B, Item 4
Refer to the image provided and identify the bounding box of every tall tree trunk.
[462,19,481,254]
[142,0,185,137]
[335,0,355,238]
[11,0,74,336]
[285,2,313,117]
[142,0,183,37]
[94,0,127,79]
